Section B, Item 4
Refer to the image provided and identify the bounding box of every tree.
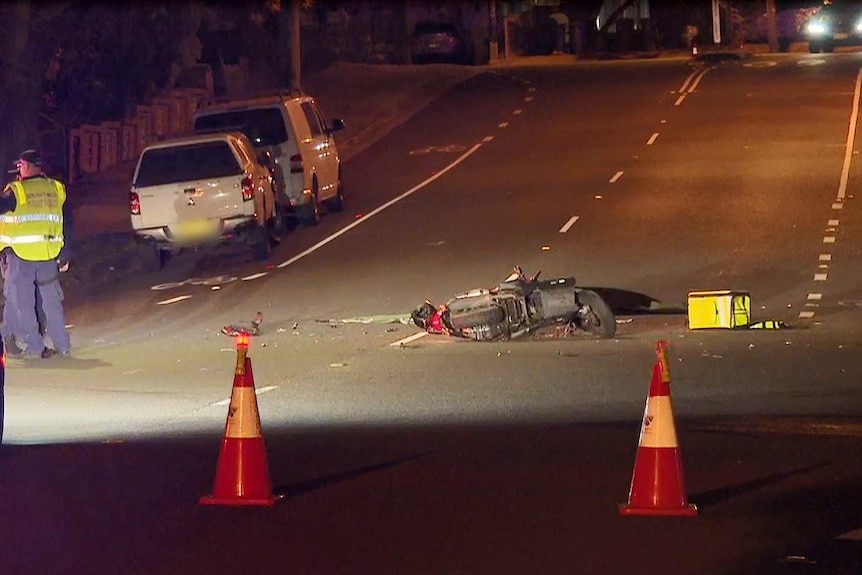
[0,1,56,173]
[765,0,779,52]
[0,1,205,177]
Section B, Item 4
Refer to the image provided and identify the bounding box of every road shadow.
[692,462,829,510]
[275,452,432,500]
[581,287,686,316]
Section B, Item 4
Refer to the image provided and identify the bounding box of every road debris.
[221,311,263,336]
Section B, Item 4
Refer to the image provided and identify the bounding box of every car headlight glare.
[807,22,828,36]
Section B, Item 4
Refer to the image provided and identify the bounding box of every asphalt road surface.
[3,53,862,574]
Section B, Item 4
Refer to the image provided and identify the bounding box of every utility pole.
[765,0,779,53]
[289,0,301,90]
[489,0,498,61]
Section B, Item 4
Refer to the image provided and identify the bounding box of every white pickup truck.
[129,131,286,270]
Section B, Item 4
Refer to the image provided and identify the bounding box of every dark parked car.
[804,1,862,53]
[410,21,467,64]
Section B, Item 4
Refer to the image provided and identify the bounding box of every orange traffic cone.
[200,334,281,506]
[619,341,697,516]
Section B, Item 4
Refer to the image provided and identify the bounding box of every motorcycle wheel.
[576,290,616,338]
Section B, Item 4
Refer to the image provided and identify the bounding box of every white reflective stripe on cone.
[638,396,678,448]
[225,387,263,439]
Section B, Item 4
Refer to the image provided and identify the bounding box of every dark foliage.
[41,2,197,125]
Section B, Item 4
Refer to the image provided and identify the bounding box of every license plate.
[174,219,216,239]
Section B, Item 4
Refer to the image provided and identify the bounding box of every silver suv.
[193,90,345,226]
[129,131,285,270]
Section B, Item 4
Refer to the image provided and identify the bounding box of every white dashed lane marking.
[156,295,192,306]
[559,216,579,233]
[390,331,428,347]
[799,66,862,320]
[242,272,268,281]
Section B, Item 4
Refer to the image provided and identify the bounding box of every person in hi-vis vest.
[0,149,71,359]
[1,164,48,356]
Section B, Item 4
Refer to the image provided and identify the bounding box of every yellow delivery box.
[687,290,751,329]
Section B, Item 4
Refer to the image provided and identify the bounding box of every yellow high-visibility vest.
[0,176,65,261]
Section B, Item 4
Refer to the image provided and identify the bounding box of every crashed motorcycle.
[411,266,616,341]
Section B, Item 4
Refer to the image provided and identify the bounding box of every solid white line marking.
[156,295,192,305]
[808,293,823,301]
[277,144,483,269]
[609,171,624,183]
[559,216,579,233]
[819,254,832,261]
[815,273,828,281]
[799,311,816,319]
[823,236,836,243]
[675,68,710,107]
[833,203,844,209]
[828,219,840,226]
[646,132,659,146]
[688,68,710,93]
[819,264,829,269]
[242,272,268,281]
[390,331,429,347]
[482,136,494,143]
[678,70,698,93]
[838,67,862,201]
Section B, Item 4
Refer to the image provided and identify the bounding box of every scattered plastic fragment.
[221,311,263,336]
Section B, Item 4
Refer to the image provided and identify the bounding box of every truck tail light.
[241,175,254,201]
[289,153,304,174]
[129,190,141,215]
